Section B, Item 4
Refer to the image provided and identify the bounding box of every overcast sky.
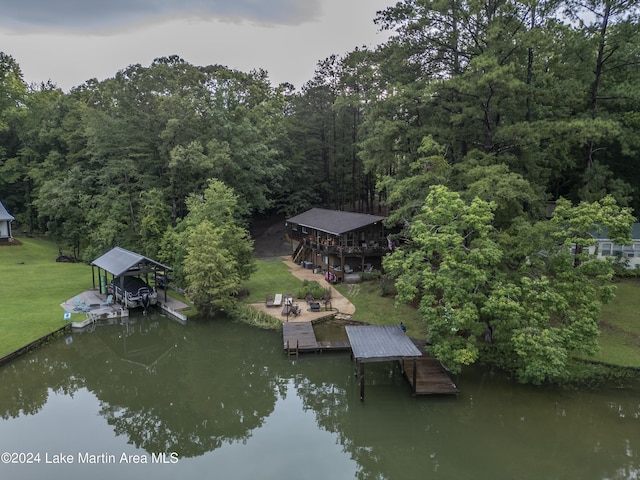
[0,0,393,92]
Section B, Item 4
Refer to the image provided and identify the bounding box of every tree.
[163,179,255,314]
[383,185,502,370]
[384,184,635,383]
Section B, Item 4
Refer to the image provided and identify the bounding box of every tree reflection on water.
[0,313,638,480]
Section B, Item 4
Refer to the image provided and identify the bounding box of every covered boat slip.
[90,246,172,308]
[346,325,458,400]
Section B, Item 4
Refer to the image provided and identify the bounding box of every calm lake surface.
[0,312,638,480]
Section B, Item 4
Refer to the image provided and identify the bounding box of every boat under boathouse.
[90,246,172,309]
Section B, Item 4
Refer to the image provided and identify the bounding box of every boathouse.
[0,200,14,243]
[286,208,389,282]
[90,247,172,306]
[346,325,459,400]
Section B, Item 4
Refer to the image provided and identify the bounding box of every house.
[286,208,389,281]
[0,200,14,243]
[589,223,640,269]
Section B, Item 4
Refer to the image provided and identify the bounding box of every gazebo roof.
[346,325,422,363]
[0,201,14,222]
[91,246,171,277]
[287,208,385,236]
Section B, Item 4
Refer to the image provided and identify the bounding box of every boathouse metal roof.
[286,208,385,236]
[346,325,422,363]
[91,246,171,277]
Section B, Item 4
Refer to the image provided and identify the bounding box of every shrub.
[229,303,281,330]
[360,271,382,282]
[296,280,328,300]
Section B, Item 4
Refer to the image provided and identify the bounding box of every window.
[346,232,354,246]
[600,243,612,256]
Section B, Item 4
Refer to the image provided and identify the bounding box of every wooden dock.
[283,322,319,355]
[401,355,459,395]
[282,322,353,356]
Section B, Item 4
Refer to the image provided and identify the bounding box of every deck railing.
[300,238,387,257]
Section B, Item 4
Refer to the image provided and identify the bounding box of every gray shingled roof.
[346,325,422,363]
[590,223,640,242]
[91,246,170,277]
[0,201,14,222]
[286,208,385,235]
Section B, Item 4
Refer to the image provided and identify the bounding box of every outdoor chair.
[101,294,114,306]
[266,294,275,307]
[73,297,91,312]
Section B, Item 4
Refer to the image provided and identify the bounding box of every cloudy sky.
[0,0,393,92]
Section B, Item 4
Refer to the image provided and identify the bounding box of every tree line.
[0,0,639,383]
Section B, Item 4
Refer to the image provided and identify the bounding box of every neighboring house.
[286,208,389,281]
[589,223,640,269]
[0,200,14,243]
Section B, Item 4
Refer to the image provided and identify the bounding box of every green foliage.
[164,179,256,315]
[296,280,328,301]
[228,303,282,330]
[2,1,640,384]
[385,182,635,384]
[384,185,501,372]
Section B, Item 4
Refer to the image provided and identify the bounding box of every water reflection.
[0,312,638,480]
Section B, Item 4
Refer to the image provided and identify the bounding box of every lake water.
[0,313,638,480]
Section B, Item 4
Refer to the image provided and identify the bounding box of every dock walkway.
[401,357,459,395]
[283,322,318,354]
[282,322,353,356]
[401,341,459,395]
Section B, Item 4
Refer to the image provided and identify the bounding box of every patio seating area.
[251,258,356,323]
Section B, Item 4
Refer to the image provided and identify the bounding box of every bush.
[229,303,281,330]
[379,275,397,297]
[296,280,328,300]
[360,270,382,282]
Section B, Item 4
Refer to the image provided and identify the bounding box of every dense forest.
[1,0,639,383]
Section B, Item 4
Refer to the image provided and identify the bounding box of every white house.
[0,200,14,243]
[589,223,640,269]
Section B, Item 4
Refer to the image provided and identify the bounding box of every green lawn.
[244,258,640,366]
[590,279,640,367]
[0,237,92,358]
[242,258,307,303]
[333,282,427,339]
[242,258,427,337]
[3,242,639,369]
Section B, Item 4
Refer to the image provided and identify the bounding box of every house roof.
[0,201,14,222]
[91,246,171,277]
[591,223,640,242]
[286,208,385,235]
[346,325,422,363]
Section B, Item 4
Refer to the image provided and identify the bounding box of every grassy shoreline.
[0,238,91,358]
[243,258,640,369]
[2,241,639,370]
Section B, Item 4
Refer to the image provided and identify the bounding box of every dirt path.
[250,215,291,258]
